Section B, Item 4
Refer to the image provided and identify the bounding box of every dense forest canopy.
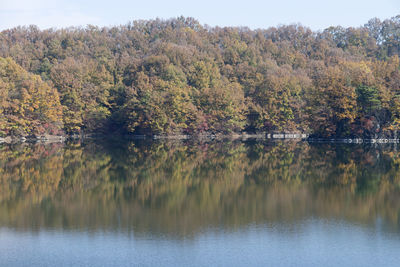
[1,16,400,138]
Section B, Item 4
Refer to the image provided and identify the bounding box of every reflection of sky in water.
[1,219,400,266]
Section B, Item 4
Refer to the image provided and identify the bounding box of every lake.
[1,139,400,266]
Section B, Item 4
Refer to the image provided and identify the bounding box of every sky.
[0,0,399,31]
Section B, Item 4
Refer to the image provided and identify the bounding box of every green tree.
[356,85,381,115]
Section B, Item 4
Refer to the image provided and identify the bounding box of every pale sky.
[0,0,399,31]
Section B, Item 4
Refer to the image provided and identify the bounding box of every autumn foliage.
[1,16,400,137]
[0,57,62,137]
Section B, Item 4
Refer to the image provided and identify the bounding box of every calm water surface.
[1,140,400,266]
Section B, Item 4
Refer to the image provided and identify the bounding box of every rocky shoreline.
[0,135,66,144]
[1,132,399,144]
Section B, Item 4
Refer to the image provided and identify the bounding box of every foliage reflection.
[1,140,400,237]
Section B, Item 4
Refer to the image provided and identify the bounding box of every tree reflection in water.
[0,140,400,237]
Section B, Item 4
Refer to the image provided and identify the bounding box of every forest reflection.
[1,140,400,237]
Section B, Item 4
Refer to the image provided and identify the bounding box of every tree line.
[1,16,400,138]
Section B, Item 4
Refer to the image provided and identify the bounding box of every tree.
[0,57,63,136]
[356,85,381,115]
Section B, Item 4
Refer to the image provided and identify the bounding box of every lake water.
[1,140,400,266]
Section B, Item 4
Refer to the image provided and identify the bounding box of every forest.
[1,16,400,138]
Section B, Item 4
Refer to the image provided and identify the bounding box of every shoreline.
[1,133,400,144]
